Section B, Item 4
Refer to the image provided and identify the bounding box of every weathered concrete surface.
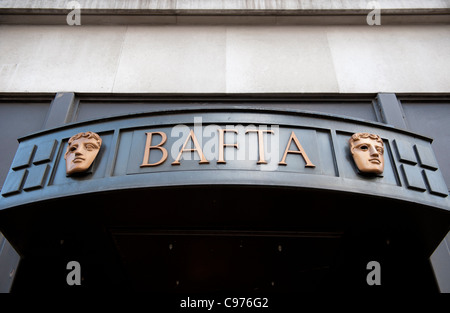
[1,24,449,93]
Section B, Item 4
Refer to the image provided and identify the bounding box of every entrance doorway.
[5,186,441,292]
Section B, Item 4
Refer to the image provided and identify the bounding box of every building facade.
[0,0,449,296]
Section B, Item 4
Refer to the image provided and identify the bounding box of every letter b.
[66,261,81,286]
[366,261,381,285]
[141,131,168,167]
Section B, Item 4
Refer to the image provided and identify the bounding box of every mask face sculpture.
[65,132,102,175]
[349,133,384,175]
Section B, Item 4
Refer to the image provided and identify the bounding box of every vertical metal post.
[43,92,77,129]
[376,93,408,129]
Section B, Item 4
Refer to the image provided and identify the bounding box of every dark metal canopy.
[0,108,448,292]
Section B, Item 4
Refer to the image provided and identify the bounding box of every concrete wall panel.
[226,26,339,93]
[0,25,127,92]
[113,26,227,93]
[1,25,449,93]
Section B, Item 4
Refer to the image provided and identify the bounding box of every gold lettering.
[172,129,209,165]
[279,131,315,167]
[217,129,239,164]
[141,131,168,167]
[245,129,274,164]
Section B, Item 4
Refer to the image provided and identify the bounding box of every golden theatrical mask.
[64,132,102,175]
[349,133,384,175]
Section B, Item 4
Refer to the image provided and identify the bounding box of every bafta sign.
[63,130,387,178]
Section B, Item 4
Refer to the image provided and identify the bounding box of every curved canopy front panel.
[1,107,448,212]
